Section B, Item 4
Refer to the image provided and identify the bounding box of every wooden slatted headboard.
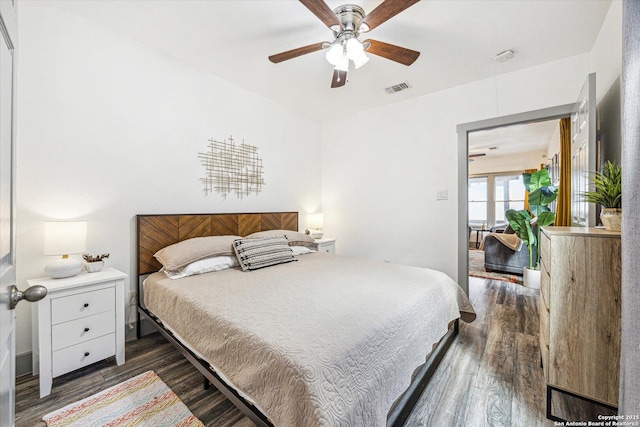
[136,212,298,275]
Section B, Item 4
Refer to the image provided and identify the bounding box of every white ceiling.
[32,0,612,122]
[469,119,560,158]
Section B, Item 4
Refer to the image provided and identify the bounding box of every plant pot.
[523,267,541,289]
[85,261,104,273]
[600,208,622,232]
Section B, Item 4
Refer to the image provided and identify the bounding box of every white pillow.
[164,255,238,279]
[291,246,314,256]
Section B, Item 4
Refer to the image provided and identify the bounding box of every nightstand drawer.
[51,286,115,325]
[315,244,334,254]
[52,311,115,351]
[52,333,115,377]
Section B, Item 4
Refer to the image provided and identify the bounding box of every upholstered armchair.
[482,225,537,275]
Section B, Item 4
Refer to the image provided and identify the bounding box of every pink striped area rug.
[42,370,204,427]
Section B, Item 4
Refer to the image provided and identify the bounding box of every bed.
[136,212,475,426]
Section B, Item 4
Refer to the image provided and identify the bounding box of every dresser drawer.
[51,286,115,325]
[538,297,550,379]
[540,262,550,311]
[540,232,550,268]
[52,333,115,377]
[52,311,115,351]
[540,331,549,379]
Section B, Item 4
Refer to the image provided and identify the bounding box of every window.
[468,177,487,225]
[469,173,526,227]
[494,174,525,225]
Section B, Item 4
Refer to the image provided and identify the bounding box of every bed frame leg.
[136,309,142,339]
[203,376,211,390]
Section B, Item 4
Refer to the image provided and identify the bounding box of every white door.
[0,2,18,425]
[571,73,597,227]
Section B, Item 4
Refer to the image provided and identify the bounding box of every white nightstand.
[30,267,127,397]
[311,238,336,254]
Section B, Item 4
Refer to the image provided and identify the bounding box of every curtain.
[523,168,538,212]
[555,118,572,226]
[620,0,640,415]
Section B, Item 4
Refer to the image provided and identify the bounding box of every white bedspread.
[144,253,475,427]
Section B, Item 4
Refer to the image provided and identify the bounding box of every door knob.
[10,285,47,309]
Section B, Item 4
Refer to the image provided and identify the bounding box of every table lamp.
[44,221,87,279]
[307,213,324,239]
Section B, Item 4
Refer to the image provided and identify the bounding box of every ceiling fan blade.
[364,39,420,66]
[269,42,326,63]
[331,69,347,88]
[360,0,421,32]
[299,0,342,31]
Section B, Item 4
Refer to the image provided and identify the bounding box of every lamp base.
[310,229,324,239]
[45,258,83,279]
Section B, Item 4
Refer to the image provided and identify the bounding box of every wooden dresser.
[539,226,621,420]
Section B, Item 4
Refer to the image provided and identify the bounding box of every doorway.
[456,104,574,295]
[466,119,561,284]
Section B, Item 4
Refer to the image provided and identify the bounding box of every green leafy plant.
[506,209,536,269]
[582,160,622,208]
[506,169,558,269]
[82,253,110,263]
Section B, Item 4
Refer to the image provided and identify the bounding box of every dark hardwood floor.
[16,277,553,427]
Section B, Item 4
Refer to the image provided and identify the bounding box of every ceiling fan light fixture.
[325,43,344,66]
[269,0,421,88]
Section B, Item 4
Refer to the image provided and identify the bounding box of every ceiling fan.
[468,153,486,162]
[268,0,421,88]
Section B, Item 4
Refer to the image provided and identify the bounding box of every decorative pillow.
[163,255,239,280]
[233,236,296,271]
[154,235,241,271]
[291,246,314,256]
[246,229,315,247]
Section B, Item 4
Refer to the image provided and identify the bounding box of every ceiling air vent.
[385,81,411,94]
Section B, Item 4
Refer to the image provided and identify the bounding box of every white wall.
[590,0,622,104]
[546,122,561,162]
[15,7,321,356]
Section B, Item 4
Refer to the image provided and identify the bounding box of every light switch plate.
[436,189,448,200]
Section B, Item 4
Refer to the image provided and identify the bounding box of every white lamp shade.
[325,44,344,66]
[352,51,369,69]
[346,38,364,59]
[334,55,349,72]
[308,213,324,230]
[44,221,87,256]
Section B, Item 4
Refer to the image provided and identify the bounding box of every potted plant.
[505,209,539,287]
[582,160,622,231]
[82,253,110,273]
[506,168,558,288]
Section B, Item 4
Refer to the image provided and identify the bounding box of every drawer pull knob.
[84,352,90,357]
[83,303,89,308]
[84,327,90,332]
